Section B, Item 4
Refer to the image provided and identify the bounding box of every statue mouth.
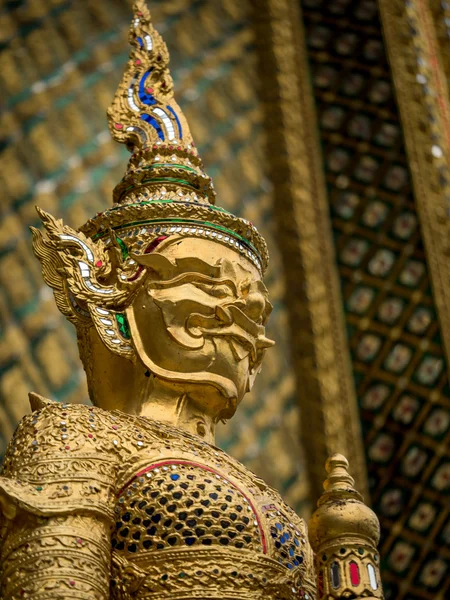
[186,303,274,366]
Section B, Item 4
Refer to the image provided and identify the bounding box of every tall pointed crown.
[79,0,268,274]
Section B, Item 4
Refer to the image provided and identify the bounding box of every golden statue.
[0,3,383,598]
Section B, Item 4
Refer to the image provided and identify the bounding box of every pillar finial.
[323,453,360,496]
[308,455,384,599]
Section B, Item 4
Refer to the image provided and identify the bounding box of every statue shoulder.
[2,395,110,470]
[1,395,155,480]
[0,396,125,522]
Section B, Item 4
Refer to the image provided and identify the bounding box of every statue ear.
[32,207,136,360]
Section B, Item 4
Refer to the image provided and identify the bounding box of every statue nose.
[244,292,266,322]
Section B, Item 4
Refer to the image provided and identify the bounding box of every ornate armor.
[0,395,316,599]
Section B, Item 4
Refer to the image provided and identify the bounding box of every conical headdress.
[79,0,268,274]
[31,1,270,364]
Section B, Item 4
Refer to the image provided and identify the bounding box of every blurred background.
[0,0,449,598]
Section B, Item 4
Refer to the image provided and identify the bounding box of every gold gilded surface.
[0,396,379,599]
[377,1,450,594]
[0,398,317,599]
[298,1,450,597]
[379,0,450,378]
[32,202,273,437]
[0,2,384,598]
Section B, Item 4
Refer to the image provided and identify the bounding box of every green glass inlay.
[141,177,197,187]
[115,236,129,260]
[143,163,198,173]
[115,313,131,340]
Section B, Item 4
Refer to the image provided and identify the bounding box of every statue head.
[32,1,273,424]
[129,238,273,414]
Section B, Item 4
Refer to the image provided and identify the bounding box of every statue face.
[126,238,274,418]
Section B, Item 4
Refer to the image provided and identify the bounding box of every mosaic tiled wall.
[301,0,450,597]
[0,0,310,513]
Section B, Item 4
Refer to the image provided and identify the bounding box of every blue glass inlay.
[170,474,180,481]
[140,113,165,140]
[137,37,144,48]
[166,105,183,139]
[139,69,157,106]
[271,517,306,572]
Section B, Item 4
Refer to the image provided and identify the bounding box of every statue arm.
[0,512,111,599]
[0,400,119,599]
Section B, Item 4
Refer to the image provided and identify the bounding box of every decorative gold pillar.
[379,0,450,377]
[252,0,369,500]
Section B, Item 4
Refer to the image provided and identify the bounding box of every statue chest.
[111,453,314,599]
[113,456,307,564]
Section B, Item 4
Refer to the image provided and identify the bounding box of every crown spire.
[107,0,215,206]
[107,0,194,150]
[76,1,268,275]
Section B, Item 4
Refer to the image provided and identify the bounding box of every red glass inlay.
[349,561,360,586]
[318,571,324,597]
[144,236,169,254]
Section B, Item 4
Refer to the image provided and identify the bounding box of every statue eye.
[192,282,232,299]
